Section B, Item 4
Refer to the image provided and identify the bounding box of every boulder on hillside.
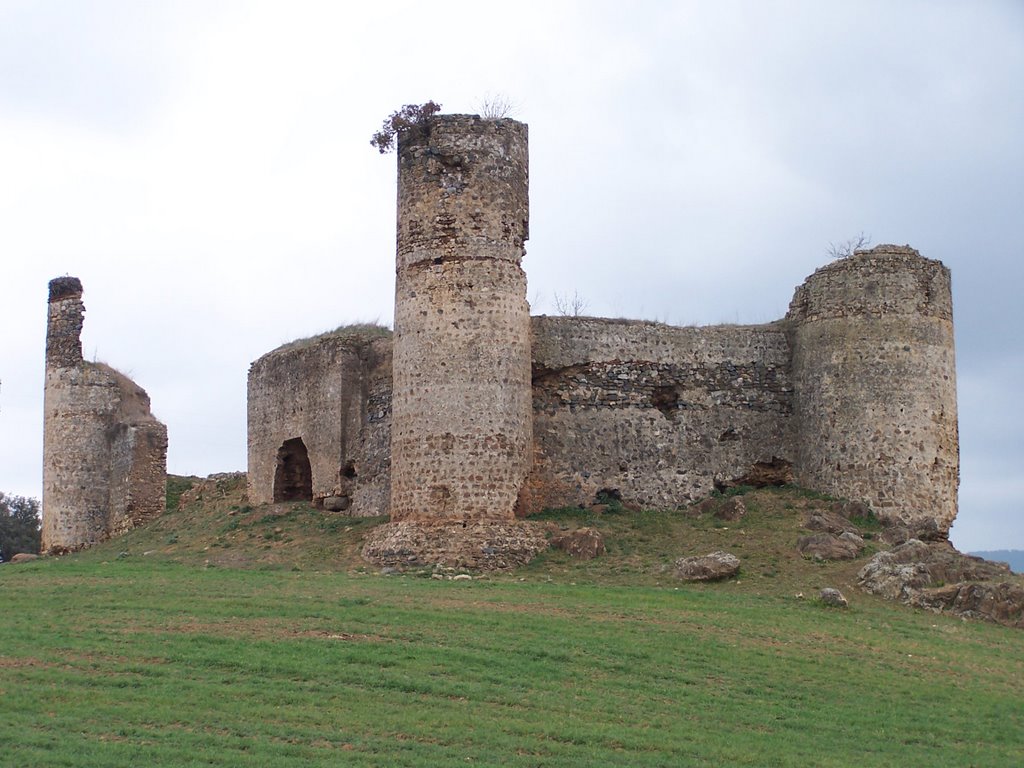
[714,497,747,522]
[804,510,860,536]
[797,532,864,561]
[673,551,740,582]
[550,527,605,560]
[820,587,849,608]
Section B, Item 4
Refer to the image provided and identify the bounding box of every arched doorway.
[273,437,312,502]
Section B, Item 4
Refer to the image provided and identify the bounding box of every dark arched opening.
[273,437,312,502]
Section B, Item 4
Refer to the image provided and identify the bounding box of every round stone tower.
[363,113,545,568]
[43,277,110,549]
[787,245,958,532]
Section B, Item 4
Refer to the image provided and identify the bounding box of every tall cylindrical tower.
[788,245,959,532]
[390,114,532,523]
[42,277,111,550]
[364,113,545,569]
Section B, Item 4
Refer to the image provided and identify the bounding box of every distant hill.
[971,550,1024,574]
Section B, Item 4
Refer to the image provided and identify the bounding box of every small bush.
[370,101,442,154]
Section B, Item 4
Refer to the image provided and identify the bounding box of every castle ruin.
[42,277,168,552]
[247,114,959,568]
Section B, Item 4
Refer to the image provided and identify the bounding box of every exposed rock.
[879,518,946,546]
[714,497,747,522]
[820,588,849,608]
[910,582,1024,629]
[362,520,548,571]
[796,532,863,561]
[322,495,352,512]
[10,553,40,563]
[550,527,605,560]
[858,540,1021,628]
[673,551,740,582]
[804,510,859,536]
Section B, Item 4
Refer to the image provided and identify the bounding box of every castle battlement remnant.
[246,113,959,569]
[43,277,168,553]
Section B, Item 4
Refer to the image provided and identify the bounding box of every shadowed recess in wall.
[273,438,312,503]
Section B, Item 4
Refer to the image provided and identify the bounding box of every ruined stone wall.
[42,278,168,551]
[788,246,958,531]
[519,316,795,513]
[390,115,532,522]
[246,331,392,515]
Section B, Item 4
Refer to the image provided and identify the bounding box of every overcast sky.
[1,1,1021,551]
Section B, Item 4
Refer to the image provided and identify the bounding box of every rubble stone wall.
[519,316,795,513]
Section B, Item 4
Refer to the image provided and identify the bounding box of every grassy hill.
[1,476,1021,766]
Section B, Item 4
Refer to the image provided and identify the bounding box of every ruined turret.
[362,114,545,568]
[788,246,959,532]
[42,278,168,552]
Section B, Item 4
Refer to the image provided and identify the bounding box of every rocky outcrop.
[858,540,1022,628]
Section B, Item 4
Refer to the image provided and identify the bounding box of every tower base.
[362,520,548,571]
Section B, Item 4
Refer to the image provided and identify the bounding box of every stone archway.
[273,437,312,502]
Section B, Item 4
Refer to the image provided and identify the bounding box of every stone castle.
[41,114,958,566]
[246,114,959,567]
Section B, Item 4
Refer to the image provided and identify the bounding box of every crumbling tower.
[788,246,959,532]
[42,277,168,552]
[363,114,545,568]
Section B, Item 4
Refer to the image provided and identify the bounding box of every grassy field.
[1,481,1021,766]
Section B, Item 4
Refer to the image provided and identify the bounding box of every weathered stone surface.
[804,510,860,536]
[362,520,548,571]
[820,587,849,607]
[878,518,946,546]
[43,278,167,553]
[10,553,40,563]
[910,582,1024,629]
[673,551,740,582]
[322,495,352,512]
[858,540,1022,627]
[390,116,532,526]
[797,532,863,561]
[550,527,605,559]
[714,497,747,522]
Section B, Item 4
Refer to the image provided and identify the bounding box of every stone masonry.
[247,113,960,567]
[42,277,168,552]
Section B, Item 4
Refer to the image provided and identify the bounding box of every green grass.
[1,483,1021,766]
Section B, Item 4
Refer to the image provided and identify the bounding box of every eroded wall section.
[42,277,168,551]
[247,331,392,515]
[520,316,795,513]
